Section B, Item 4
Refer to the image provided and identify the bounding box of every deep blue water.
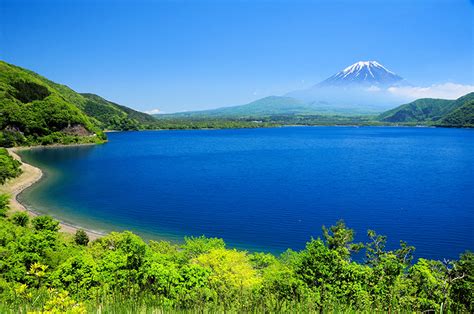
[19,127,474,260]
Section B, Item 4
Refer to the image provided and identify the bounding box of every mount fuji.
[285,61,410,110]
[318,61,405,87]
[163,61,417,117]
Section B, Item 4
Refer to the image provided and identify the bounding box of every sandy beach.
[1,147,103,240]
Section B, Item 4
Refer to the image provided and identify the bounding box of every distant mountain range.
[159,92,474,127]
[163,61,416,118]
[162,96,383,119]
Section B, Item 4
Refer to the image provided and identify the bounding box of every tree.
[0,148,22,183]
[31,216,60,232]
[450,251,474,312]
[74,229,89,246]
[181,235,225,259]
[322,220,364,259]
[11,211,29,227]
[194,248,261,305]
[0,194,10,217]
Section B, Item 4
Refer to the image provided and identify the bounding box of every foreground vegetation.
[0,148,22,185]
[0,195,472,313]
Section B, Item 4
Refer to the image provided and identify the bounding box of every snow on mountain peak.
[320,61,403,87]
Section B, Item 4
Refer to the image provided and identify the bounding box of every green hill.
[438,98,474,127]
[0,61,156,146]
[0,61,106,146]
[158,96,381,119]
[160,96,311,118]
[378,98,455,122]
[378,92,474,127]
[80,93,157,130]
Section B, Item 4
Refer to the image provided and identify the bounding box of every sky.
[1,0,473,113]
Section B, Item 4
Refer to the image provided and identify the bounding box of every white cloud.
[366,85,381,92]
[145,108,161,115]
[387,83,474,100]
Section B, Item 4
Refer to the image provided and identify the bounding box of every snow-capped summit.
[285,60,409,109]
[318,61,403,87]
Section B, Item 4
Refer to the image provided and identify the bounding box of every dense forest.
[0,61,151,147]
[378,92,474,127]
[0,62,107,147]
[80,93,157,131]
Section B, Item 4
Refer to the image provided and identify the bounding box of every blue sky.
[1,0,473,113]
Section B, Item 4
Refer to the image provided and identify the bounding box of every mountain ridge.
[378,92,474,126]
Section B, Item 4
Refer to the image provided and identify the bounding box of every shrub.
[11,211,29,227]
[32,216,60,232]
[74,230,89,246]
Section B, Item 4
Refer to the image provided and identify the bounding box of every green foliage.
[32,216,60,232]
[451,251,474,312]
[0,61,105,147]
[181,235,226,259]
[80,93,156,130]
[378,98,455,122]
[439,99,474,127]
[74,230,89,246]
[0,203,472,312]
[11,80,50,104]
[379,92,474,128]
[11,211,29,227]
[0,148,22,185]
[322,219,364,259]
[0,194,9,217]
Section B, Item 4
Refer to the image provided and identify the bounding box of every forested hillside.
[80,93,157,130]
[438,99,474,127]
[0,61,158,147]
[378,98,454,122]
[379,92,474,127]
[0,61,106,147]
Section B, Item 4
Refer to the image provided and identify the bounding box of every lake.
[18,127,474,260]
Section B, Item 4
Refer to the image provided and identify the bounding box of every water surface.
[19,127,474,259]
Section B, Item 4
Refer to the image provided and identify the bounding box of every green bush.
[0,206,472,313]
[0,149,22,184]
[74,230,89,246]
[31,216,60,232]
[11,212,29,227]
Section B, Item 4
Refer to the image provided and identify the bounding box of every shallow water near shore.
[18,127,474,259]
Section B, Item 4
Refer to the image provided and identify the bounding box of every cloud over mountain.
[387,83,474,100]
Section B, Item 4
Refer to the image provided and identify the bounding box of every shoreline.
[1,147,104,240]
